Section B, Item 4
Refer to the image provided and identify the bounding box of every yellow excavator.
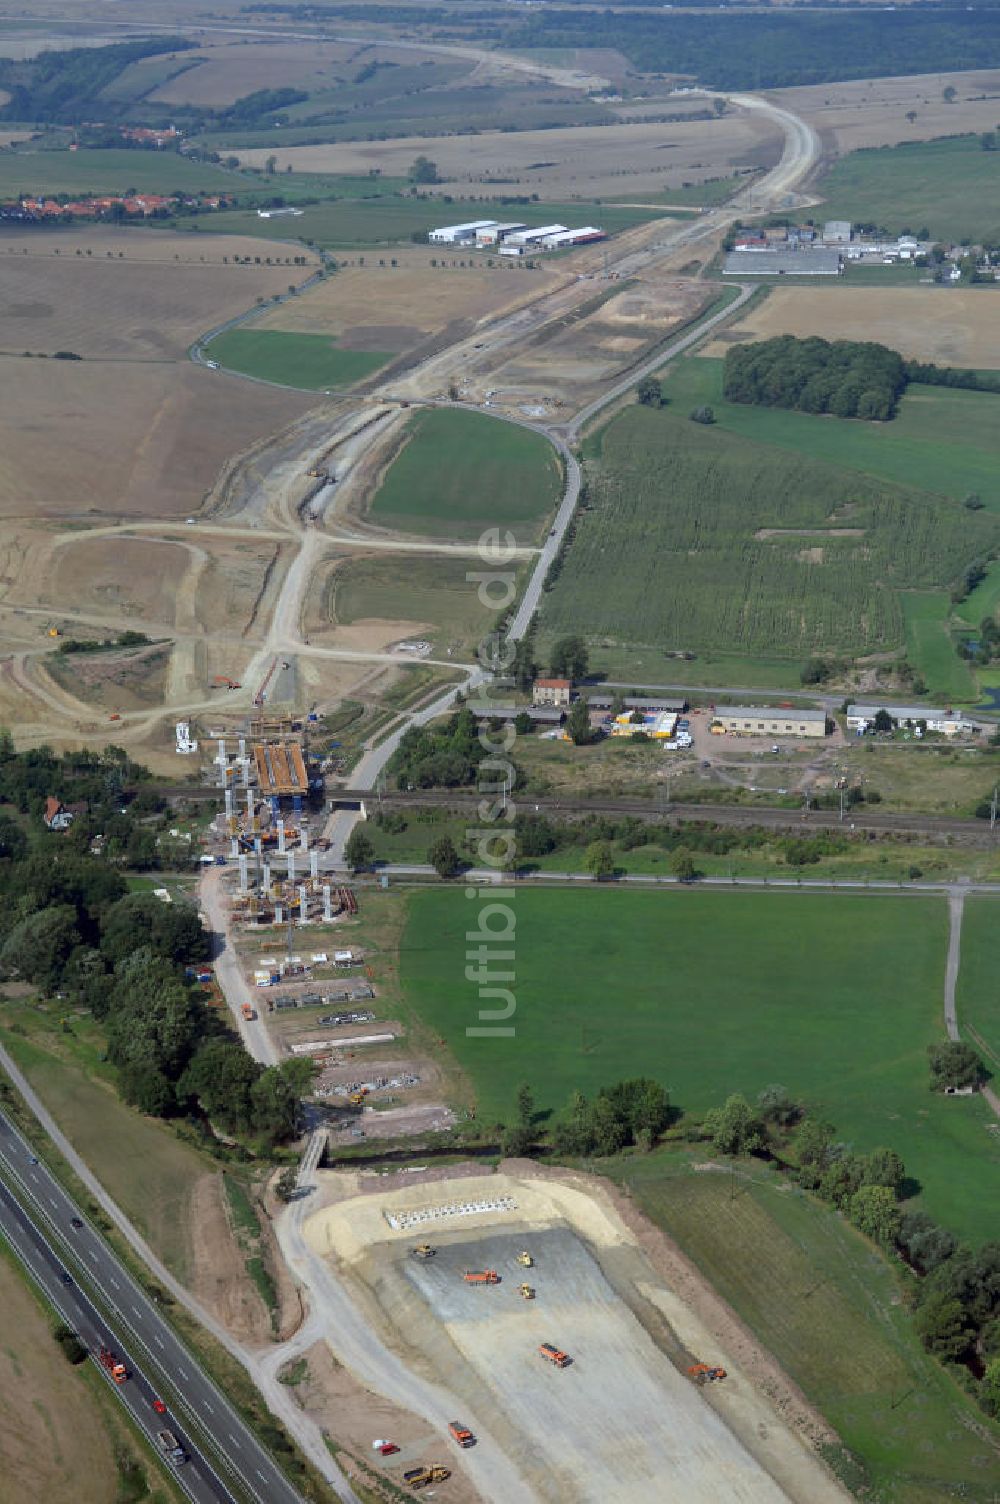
[519,1283,535,1300]
[516,1250,534,1268]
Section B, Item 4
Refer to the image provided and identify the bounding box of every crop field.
[370,408,562,539]
[956,898,1000,1067]
[235,111,781,200]
[540,399,996,668]
[705,286,1000,371]
[665,357,1000,508]
[615,1152,1000,1504]
[0,233,308,359]
[901,591,977,700]
[955,561,1000,626]
[252,249,562,360]
[326,553,525,656]
[818,133,1000,243]
[400,887,1000,1244]
[207,329,389,390]
[144,38,369,108]
[0,145,235,196]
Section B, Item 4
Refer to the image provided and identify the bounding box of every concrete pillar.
[262,862,271,896]
[299,885,308,925]
[224,785,234,818]
[323,885,332,922]
[310,849,319,881]
[277,819,286,855]
[275,904,283,925]
[238,737,246,758]
[246,787,254,816]
[300,821,309,851]
[230,837,239,860]
[287,850,296,883]
[242,758,250,787]
[238,855,248,894]
[254,837,262,862]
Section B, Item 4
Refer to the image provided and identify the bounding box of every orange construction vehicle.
[98,1346,128,1384]
[463,1269,500,1285]
[539,1342,570,1368]
[212,676,242,691]
[688,1363,727,1383]
[241,1002,256,1021]
[448,1421,475,1448]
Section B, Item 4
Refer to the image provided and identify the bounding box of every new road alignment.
[0,1166,234,1504]
[0,1046,361,1504]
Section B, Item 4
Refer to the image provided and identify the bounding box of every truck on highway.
[157,1429,187,1466]
[98,1346,128,1384]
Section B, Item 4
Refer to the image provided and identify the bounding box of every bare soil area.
[702,285,1000,368]
[0,360,312,519]
[188,1172,274,1344]
[236,112,782,199]
[46,642,171,712]
[286,1339,483,1504]
[306,1168,848,1504]
[772,69,1000,156]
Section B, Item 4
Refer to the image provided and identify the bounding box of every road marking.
[178,1368,188,1379]
[203,1402,214,1414]
[153,1335,164,1348]
[87,1251,98,1263]
[228,1433,240,1447]
[132,1305,142,1316]
[110,1278,119,1289]
[256,1471,267,1481]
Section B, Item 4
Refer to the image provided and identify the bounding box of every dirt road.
[201,867,280,1066]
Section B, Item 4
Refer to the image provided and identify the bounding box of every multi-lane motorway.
[0,1109,308,1504]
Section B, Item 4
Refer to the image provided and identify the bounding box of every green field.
[370,408,562,539]
[613,1151,1000,1504]
[401,888,1000,1242]
[955,897,1000,1069]
[0,147,235,197]
[901,591,978,700]
[207,329,389,390]
[208,198,672,249]
[542,392,997,670]
[954,561,1000,628]
[663,358,1000,509]
[818,134,1000,244]
[329,553,524,656]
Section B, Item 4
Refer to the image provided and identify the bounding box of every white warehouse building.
[846,704,981,736]
[475,222,527,245]
[505,223,568,247]
[429,219,499,244]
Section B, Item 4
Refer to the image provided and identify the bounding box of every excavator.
[688,1363,727,1384]
[410,1245,435,1260]
[519,1283,536,1301]
[516,1250,534,1268]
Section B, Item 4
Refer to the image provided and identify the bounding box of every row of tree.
[723,335,908,421]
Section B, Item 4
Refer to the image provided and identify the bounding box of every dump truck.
[410,1245,435,1260]
[403,1465,451,1490]
[539,1342,570,1368]
[98,1346,128,1384]
[241,1002,256,1021]
[157,1430,187,1467]
[688,1363,727,1383]
[448,1421,475,1448]
[463,1269,500,1285]
[519,1283,536,1300]
[516,1250,534,1268]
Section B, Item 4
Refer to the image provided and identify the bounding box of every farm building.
[429,220,499,245]
[611,711,678,739]
[723,249,842,277]
[712,707,827,738]
[540,227,606,249]
[475,222,527,246]
[823,220,853,243]
[470,704,565,726]
[845,704,981,736]
[505,224,568,247]
[533,678,572,707]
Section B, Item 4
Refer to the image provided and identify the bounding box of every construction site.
[297,1168,849,1504]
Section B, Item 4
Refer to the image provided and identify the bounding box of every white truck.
[157,1429,187,1467]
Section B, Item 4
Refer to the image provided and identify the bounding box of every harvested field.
[147,39,367,107]
[701,286,1000,369]
[253,248,563,359]
[306,1169,846,1504]
[0,360,311,519]
[45,642,171,712]
[0,227,316,359]
[774,69,1000,155]
[236,112,782,199]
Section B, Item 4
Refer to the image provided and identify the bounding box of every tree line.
[0,38,195,124]
[723,336,908,422]
[0,737,309,1151]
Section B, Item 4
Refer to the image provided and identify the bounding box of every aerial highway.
[0,1108,311,1504]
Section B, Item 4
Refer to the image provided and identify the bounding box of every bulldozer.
[688,1363,727,1384]
[410,1244,435,1260]
[516,1250,534,1268]
[403,1464,451,1490]
[519,1283,536,1301]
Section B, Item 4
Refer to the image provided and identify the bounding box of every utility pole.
[991,785,998,832]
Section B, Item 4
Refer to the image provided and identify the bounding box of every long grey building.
[723,249,842,277]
